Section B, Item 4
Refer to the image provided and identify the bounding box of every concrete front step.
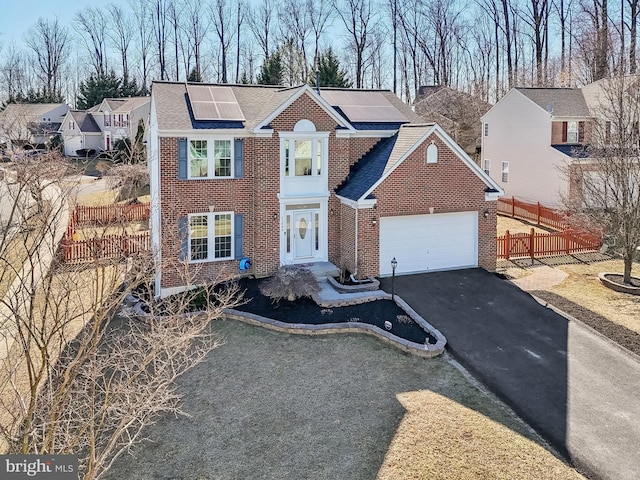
[303,261,340,280]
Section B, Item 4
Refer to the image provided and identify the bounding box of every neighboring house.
[414,85,491,159]
[148,81,503,298]
[0,103,70,149]
[481,86,595,206]
[60,96,150,156]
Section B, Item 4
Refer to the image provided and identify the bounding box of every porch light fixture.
[372,218,377,226]
[483,210,489,219]
[273,212,278,220]
[391,257,398,301]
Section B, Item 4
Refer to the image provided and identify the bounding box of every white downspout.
[353,206,358,277]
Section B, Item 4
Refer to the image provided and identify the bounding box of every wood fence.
[497,228,601,259]
[74,203,150,225]
[61,202,151,264]
[61,232,151,264]
[497,197,567,230]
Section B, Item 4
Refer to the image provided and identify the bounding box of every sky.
[0,0,131,46]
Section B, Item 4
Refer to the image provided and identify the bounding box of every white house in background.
[481,87,593,206]
[0,103,70,149]
[60,96,150,156]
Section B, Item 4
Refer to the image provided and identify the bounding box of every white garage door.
[379,212,478,276]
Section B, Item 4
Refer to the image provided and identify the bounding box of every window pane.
[214,214,232,235]
[190,215,208,260]
[286,215,291,253]
[214,140,231,176]
[190,140,208,177]
[214,236,232,258]
[295,140,312,176]
[316,140,322,175]
[315,213,319,250]
[285,140,290,176]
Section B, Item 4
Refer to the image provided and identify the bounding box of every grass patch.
[104,321,583,480]
[548,260,640,335]
[377,390,583,480]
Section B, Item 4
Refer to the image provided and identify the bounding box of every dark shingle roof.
[350,122,405,130]
[336,135,398,201]
[70,111,101,133]
[516,87,590,117]
[552,144,590,158]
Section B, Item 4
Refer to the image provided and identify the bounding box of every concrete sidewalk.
[381,268,640,480]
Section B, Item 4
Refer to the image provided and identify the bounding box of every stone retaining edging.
[223,294,446,358]
[598,272,640,295]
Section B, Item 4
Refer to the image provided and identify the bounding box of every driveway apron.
[380,268,640,480]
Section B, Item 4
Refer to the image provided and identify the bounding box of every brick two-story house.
[148,81,503,297]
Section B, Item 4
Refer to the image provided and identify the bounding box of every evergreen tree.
[312,48,352,88]
[120,75,147,97]
[257,52,283,86]
[187,68,203,82]
[76,71,121,110]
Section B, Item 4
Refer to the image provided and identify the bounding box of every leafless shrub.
[259,265,319,303]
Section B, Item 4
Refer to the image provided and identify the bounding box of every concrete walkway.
[511,265,569,291]
[380,269,640,480]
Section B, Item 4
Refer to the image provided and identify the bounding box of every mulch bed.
[233,277,436,345]
[531,290,640,357]
[604,274,640,287]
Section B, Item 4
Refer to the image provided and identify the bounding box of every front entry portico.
[281,201,327,265]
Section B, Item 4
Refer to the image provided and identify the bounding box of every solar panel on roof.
[321,90,408,123]
[187,85,245,121]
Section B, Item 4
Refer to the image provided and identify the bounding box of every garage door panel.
[379,212,478,276]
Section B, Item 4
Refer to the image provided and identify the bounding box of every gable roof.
[94,96,149,113]
[69,111,101,133]
[515,87,590,117]
[337,123,503,202]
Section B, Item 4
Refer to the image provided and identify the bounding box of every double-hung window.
[189,139,233,179]
[501,161,510,183]
[189,213,233,261]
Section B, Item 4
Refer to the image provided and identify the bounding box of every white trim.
[158,128,249,137]
[187,211,235,263]
[279,196,328,265]
[336,194,378,208]
[485,190,501,201]
[187,137,235,180]
[336,129,398,139]
[253,85,355,134]
[359,124,504,201]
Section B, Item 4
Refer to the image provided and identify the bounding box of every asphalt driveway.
[380,268,640,480]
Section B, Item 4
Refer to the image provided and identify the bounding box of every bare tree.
[25,18,71,101]
[130,0,153,89]
[0,150,241,478]
[107,4,134,81]
[564,76,640,284]
[248,0,275,59]
[307,0,334,73]
[235,0,247,83]
[211,0,235,83]
[278,0,311,82]
[149,0,170,80]
[627,0,640,73]
[75,7,110,76]
[335,0,378,89]
[0,43,28,103]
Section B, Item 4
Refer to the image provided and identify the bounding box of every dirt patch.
[498,215,556,235]
[531,290,640,357]
[104,320,582,480]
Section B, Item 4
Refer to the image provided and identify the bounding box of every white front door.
[293,210,314,259]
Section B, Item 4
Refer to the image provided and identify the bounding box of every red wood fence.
[497,228,601,259]
[74,203,150,225]
[61,232,150,264]
[497,197,567,231]
[61,202,151,263]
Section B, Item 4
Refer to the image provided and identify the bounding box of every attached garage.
[379,211,478,276]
